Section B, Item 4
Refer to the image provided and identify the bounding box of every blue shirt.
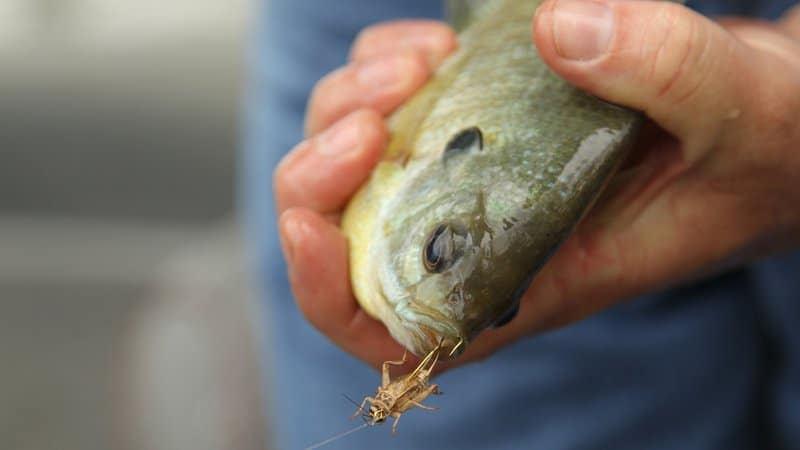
[243,2,800,448]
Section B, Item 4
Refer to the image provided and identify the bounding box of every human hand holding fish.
[275,0,800,375]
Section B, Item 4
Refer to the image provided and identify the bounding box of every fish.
[341,0,683,358]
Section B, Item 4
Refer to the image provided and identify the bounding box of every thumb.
[533,0,757,159]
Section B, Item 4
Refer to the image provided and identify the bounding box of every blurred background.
[0,1,272,449]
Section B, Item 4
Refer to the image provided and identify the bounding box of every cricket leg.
[408,384,442,411]
[417,343,442,378]
[351,396,375,419]
[409,400,439,411]
[381,351,408,387]
[423,350,440,376]
[391,414,402,436]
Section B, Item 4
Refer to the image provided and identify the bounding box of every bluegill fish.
[342,0,682,358]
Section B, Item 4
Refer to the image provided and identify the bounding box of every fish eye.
[423,223,466,273]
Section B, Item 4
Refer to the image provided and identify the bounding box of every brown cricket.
[353,343,445,435]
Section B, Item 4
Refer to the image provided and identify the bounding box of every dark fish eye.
[423,223,466,273]
[443,126,483,157]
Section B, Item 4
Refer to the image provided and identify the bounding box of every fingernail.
[357,54,412,91]
[316,114,361,157]
[553,0,614,61]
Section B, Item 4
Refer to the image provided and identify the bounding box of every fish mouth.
[395,303,467,358]
[375,272,467,358]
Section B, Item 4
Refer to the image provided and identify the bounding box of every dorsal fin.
[445,0,489,32]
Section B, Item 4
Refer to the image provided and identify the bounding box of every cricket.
[304,343,447,450]
[354,342,444,435]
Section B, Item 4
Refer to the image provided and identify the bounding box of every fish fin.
[444,0,488,32]
[492,302,520,328]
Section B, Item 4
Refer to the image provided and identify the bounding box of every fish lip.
[398,304,467,358]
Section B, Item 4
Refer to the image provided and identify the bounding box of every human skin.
[273,0,800,373]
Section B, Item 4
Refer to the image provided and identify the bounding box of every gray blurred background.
[0,1,271,449]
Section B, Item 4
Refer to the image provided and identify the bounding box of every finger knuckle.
[756,76,800,141]
[647,5,711,104]
[352,24,382,56]
[306,66,353,133]
[273,153,298,204]
[351,108,389,140]
[351,21,403,58]
[309,66,349,108]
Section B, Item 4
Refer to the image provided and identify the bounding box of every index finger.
[304,21,457,136]
[350,20,457,67]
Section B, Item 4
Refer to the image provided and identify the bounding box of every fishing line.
[304,422,370,450]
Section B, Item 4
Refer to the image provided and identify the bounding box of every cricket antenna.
[341,393,363,410]
[341,393,370,424]
[304,422,370,450]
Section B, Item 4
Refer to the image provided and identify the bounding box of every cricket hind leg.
[409,383,442,411]
[381,350,408,387]
[409,401,439,411]
[421,347,441,377]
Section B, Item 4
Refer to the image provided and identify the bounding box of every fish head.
[352,124,541,359]
[342,0,642,361]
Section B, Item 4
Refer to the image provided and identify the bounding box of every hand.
[274,20,459,371]
[274,1,800,373]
